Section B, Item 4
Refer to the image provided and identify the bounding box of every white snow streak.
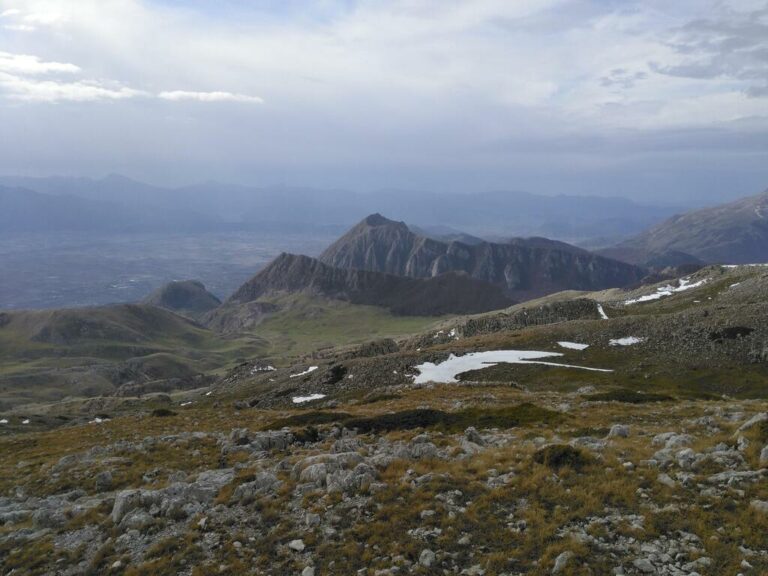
[412,350,612,384]
[558,341,589,350]
[609,336,644,346]
[292,393,326,404]
[596,303,609,320]
[289,366,318,378]
[624,277,706,305]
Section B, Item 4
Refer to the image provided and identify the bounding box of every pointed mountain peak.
[359,213,406,228]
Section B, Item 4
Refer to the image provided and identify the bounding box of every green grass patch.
[250,294,444,358]
[361,393,402,404]
[585,388,674,403]
[264,411,354,429]
[344,403,561,433]
[263,403,560,434]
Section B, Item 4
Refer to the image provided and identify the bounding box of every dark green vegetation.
[533,444,592,470]
[264,411,354,429]
[344,404,561,433]
[264,403,560,434]
[583,389,675,404]
[222,294,443,357]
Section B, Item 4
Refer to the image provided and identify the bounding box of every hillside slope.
[223,252,514,317]
[143,280,221,319]
[319,214,645,300]
[0,304,264,408]
[601,189,768,265]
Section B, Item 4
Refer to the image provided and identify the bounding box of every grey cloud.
[653,5,768,97]
[600,68,648,89]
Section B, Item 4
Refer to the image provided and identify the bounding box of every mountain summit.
[320,214,644,300]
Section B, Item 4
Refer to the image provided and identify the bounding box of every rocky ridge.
[319,214,645,300]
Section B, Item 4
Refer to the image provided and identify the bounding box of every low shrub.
[533,444,591,470]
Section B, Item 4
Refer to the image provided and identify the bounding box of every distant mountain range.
[601,189,768,266]
[0,174,681,241]
[0,184,211,233]
[319,214,645,301]
[193,214,643,332]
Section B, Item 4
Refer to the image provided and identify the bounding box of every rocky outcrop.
[223,253,514,317]
[319,214,644,300]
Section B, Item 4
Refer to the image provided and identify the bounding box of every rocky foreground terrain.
[2,264,768,575]
[2,389,767,575]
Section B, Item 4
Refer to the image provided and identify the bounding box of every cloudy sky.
[0,0,766,205]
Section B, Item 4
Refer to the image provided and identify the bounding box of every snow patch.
[21,419,29,425]
[412,350,612,384]
[89,417,110,424]
[292,393,326,404]
[624,277,707,305]
[251,365,276,375]
[558,341,589,351]
[289,366,318,378]
[0,419,7,424]
[180,401,193,407]
[596,303,609,320]
[609,336,645,346]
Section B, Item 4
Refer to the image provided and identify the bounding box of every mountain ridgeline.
[319,214,645,300]
[224,252,514,316]
[0,174,680,240]
[601,189,768,266]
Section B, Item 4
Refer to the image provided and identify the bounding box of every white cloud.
[0,52,80,75]
[0,9,22,18]
[157,91,264,104]
[23,10,67,26]
[3,24,36,32]
[0,72,145,102]
[0,0,765,201]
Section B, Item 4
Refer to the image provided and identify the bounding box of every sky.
[0,0,766,205]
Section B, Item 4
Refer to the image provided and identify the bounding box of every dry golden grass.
[1,384,767,574]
